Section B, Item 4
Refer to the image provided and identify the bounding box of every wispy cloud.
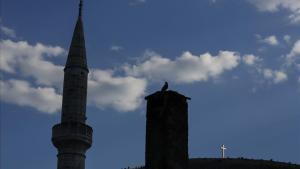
[242,54,262,66]
[256,34,279,46]
[241,54,289,85]
[248,0,300,24]
[283,35,291,43]
[0,25,16,38]
[286,40,300,65]
[0,20,17,38]
[262,69,288,84]
[129,0,146,6]
[110,45,124,52]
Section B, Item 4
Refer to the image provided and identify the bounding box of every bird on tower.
[161,81,168,92]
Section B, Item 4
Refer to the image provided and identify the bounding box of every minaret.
[52,1,92,169]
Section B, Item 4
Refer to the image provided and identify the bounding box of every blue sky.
[1,0,300,169]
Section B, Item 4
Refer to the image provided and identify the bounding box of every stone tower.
[51,1,93,169]
[145,90,189,169]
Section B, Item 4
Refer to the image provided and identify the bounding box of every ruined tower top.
[145,90,191,101]
[145,89,190,169]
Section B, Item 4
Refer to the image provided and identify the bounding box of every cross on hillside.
[221,144,227,159]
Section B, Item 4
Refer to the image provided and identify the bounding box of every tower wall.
[145,91,189,169]
[57,153,85,169]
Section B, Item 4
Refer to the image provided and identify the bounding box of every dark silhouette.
[145,90,189,169]
[126,158,300,169]
[161,81,168,92]
[51,1,92,169]
[135,86,300,169]
[188,158,300,169]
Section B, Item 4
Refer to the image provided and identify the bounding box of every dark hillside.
[189,158,300,169]
[128,158,300,169]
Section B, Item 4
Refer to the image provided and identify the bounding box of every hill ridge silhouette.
[126,158,300,169]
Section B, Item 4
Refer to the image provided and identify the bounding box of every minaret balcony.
[52,122,93,148]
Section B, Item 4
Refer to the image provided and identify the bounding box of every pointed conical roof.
[65,0,88,71]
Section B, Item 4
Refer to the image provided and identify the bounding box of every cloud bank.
[1,39,243,113]
[0,40,147,113]
[88,70,146,112]
[124,51,241,83]
[2,36,299,113]
[0,79,62,113]
[0,40,65,86]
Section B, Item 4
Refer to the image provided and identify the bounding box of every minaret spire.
[64,0,88,72]
[79,0,83,17]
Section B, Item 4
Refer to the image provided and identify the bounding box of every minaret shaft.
[61,67,88,123]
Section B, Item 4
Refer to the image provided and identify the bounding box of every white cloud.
[0,39,147,113]
[265,36,279,46]
[242,54,261,66]
[257,35,279,46]
[0,25,16,38]
[0,79,62,113]
[129,0,146,5]
[262,69,288,84]
[248,0,300,24]
[286,40,300,65]
[0,40,66,87]
[263,69,273,79]
[124,50,241,84]
[88,70,147,112]
[283,35,291,43]
[1,39,295,113]
[273,71,288,83]
[110,45,124,52]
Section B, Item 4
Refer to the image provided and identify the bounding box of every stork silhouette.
[161,81,168,92]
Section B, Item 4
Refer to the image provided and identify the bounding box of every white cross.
[221,144,227,158]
